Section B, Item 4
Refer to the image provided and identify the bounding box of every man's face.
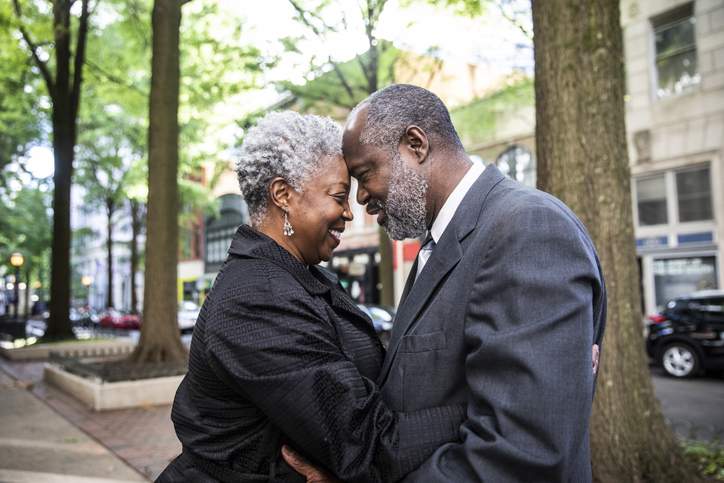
[342,107,428,240]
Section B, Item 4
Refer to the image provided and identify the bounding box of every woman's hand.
[281,446,340,483]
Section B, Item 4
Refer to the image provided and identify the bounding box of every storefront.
[633,163,721,314]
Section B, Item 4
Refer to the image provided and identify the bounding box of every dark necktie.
[415,232,435,281]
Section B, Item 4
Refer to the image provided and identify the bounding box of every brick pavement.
[0,358,181,481]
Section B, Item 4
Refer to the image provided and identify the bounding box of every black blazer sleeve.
[404,203,601,482]
[204,263,464,483]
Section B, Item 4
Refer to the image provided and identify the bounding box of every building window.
[652,3,699,98]
[636,174,668,226]
[653,256,717,309]
[495,145,535,187]
[635,164,713,227]
[676,166,712,222]
[205,194,249,271]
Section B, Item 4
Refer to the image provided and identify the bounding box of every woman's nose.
[343,200,353,222]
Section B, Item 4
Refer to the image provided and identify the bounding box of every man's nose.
[356,184,370,205]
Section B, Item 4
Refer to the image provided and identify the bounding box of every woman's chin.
[318,250,332,263]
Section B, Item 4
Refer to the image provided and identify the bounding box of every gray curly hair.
[236,111,342,225]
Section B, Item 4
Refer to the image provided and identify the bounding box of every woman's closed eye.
[332,193,348,204]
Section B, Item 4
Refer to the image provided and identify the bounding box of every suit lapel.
[378,165,506,385]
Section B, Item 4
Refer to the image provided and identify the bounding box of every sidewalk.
[0,368,146,483]
[0,359,181,481]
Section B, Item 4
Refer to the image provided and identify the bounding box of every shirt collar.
[429,161,486,243]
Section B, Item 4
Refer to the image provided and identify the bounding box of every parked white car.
[178,301,201,332]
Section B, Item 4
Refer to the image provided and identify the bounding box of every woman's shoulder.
[214,255,317,305]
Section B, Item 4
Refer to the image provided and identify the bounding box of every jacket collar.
[227,225,330,296]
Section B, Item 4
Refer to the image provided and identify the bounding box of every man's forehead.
[345,104,367,133]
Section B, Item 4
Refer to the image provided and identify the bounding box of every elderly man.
[286,84,606,482]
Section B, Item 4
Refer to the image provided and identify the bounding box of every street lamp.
[10,252,24,321]
[81,275,93,308]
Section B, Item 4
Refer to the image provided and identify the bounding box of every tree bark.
[106,198,115,309]
[532,1,699,481]
[131,0,187,363]
[130,200,142,315]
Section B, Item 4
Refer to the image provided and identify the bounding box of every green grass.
[684,441,724,480]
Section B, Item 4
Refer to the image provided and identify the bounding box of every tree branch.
[12,0,55,97]
[287,0,356,102]
[495,0,532,40]
[85,59,146,96]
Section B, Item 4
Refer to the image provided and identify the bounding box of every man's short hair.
[355,84,463,153]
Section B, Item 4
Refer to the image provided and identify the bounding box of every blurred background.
[0,0,723,481]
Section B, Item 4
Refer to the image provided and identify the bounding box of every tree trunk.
[131,0,187,363]
[46,119,75,339]
[532,1,698,482]
[130,200,142,315]
[377,228,394,306]
[106,198,115,309]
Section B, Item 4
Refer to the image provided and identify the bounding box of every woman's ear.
[269,177,293,211]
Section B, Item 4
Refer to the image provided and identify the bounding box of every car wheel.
[660,343,700,378]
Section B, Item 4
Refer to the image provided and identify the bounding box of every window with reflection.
[653,3,699,98]
[676,166,712,222]
[636,175,668,226]
[495,145,535,187]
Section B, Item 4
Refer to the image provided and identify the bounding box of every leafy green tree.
[0,7,44,190]
[0,180,53,315]
[130,0,190,364]
[9,0,94,339]
[76,109,142,309]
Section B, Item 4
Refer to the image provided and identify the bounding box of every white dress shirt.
[416,161,486,278]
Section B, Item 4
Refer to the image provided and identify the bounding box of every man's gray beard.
[381,152,428,240]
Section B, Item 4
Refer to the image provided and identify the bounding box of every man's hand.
[592,344,600,375]
[281,446,339,483]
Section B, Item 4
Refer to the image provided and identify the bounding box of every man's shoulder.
[483,181,571,221]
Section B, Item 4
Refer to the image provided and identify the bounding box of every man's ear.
[269,177,293,210]
[402,125,429,164]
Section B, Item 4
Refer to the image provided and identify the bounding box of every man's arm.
[404,202,600,482]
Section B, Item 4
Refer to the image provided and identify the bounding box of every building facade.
[623,0,724,314]
[462,0,724,315]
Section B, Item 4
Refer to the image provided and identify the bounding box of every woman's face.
[288,154,353,265]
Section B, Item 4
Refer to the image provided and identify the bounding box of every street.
[652,366,724,443]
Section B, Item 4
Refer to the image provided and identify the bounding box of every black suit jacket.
[381,165,607,482]
[158,226,465,483]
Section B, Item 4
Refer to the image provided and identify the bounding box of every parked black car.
[646,290,724,378]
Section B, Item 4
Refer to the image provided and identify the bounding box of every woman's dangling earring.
[283,208,294,237]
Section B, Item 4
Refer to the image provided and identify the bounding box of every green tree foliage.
[0,179,53,302]
[0,4,46,189]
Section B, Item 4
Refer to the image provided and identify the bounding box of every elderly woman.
[157,111,464,483]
